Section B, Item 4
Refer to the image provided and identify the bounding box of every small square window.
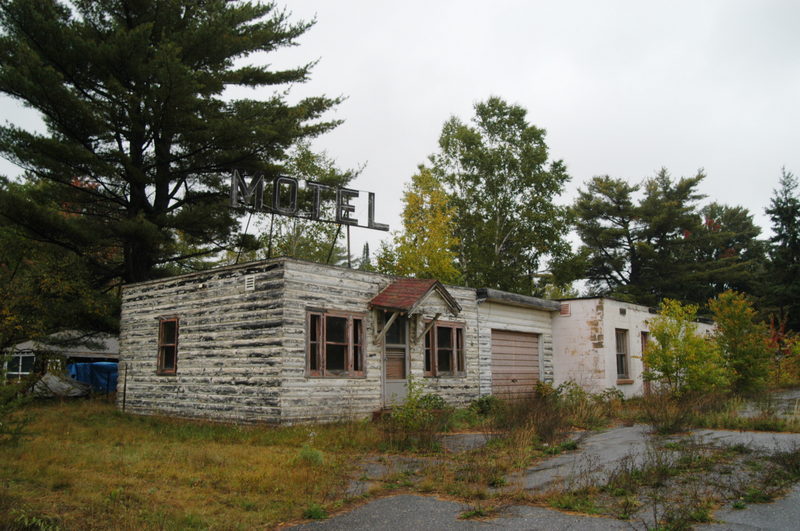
[306,311,365,378]
[424,322,465,377]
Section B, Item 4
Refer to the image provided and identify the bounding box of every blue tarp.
[67,362,118,394]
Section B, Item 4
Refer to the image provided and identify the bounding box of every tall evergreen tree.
[765,169,800,330]
[572,170,765,307]
[0,0,339,283]
[431,97,570,295]
[689,203,765,303]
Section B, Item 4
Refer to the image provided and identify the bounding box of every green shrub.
[302,503,327,520]
[0,380,31,446]
[296,444,324,466]
[643,299,730,396]
[380,378,451,451]
[469,395,502,416]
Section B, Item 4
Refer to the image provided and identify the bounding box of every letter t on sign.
[336,188,359,224]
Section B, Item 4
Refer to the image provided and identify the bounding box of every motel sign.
[230,170,389,231]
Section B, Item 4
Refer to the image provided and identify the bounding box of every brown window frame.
[306,310,365,378]
[424,321,465,378]
[615,328,629,379]
[157,317,179,375]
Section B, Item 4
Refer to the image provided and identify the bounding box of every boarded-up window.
[158,317,179,375]
[616,329,629,378]
[307,311,365,378]
[424,322,465,377]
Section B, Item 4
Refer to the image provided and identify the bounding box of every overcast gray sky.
[269,0,800,254]
[2,0,799,259]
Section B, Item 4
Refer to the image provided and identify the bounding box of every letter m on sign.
[230,170,265,209]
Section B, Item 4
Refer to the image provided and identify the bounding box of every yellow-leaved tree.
[379,166,461,284]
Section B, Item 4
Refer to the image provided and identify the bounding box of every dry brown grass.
[0,398,380,530]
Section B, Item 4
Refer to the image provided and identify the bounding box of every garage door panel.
[491,330,539,397]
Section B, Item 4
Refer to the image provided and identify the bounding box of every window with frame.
[307,311,365,377]
[5,351,35,381]
[424,322,465,377]
[615,328,629,379]
[157,317,179,375]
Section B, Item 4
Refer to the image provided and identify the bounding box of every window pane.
[327,316,347,343]
[424,330,432,373]
[438,348,452,373]
[353,344,361,372]
[161,346,176,370]
[385,315,406,345]
[309,343,318,371]
[437,326,452,349]
[353,319,363,372]
[310,314,320,342]
[326,344,346,371]
[456,328,464,372]
[20,355,35,373]
[7,356,21,373]
[161,320,177,344]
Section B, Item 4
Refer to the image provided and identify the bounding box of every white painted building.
[551,297,714,398]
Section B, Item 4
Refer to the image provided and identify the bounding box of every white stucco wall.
[552,298,716,398]
[552,298,654,397]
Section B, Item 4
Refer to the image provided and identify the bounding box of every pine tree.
[0,0,339,283]
[765,169,800,330]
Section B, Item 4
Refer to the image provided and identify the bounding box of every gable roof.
[369,278,462,316]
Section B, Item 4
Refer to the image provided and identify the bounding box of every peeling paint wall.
[118,261,286,423]
[118,258,482,424]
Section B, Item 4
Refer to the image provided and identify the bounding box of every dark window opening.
[307,311,365,378]
[158,317,179,375]
[616,328,629,379]
[424,322,465,377]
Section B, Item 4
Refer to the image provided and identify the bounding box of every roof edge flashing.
[476,288,560,312]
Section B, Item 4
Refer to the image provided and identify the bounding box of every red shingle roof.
[369,278,437,312]
[369,278,462,315]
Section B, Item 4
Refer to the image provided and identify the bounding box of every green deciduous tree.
[765,168,800,330]
[708,290,770,396]
[380,166,460,283]
[0,0,339,284]
[431,96,570,295]
[642,299,729,396]
[0,220,117,353]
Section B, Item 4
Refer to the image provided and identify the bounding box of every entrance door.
[383,315,408,405]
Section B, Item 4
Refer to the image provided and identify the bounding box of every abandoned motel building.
[117,257,714,424]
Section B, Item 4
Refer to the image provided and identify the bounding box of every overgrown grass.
[0,399,380,530]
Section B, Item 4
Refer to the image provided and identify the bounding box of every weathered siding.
[478,301,556,395]
[118,261,286,423]
[280,261,481,423]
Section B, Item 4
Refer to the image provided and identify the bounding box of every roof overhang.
[369,278,462,316]
[476,288,560,312]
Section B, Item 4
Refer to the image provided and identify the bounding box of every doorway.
[383,314,408,406]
